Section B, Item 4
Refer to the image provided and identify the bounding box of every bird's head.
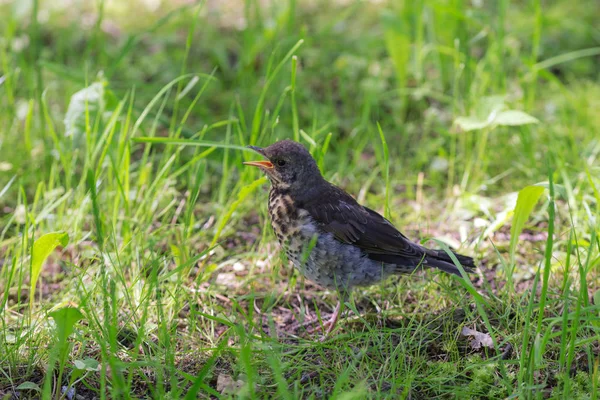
[244,140,323,192]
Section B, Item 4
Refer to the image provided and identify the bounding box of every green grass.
[1,0,599,398]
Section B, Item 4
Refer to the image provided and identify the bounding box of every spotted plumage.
[244,140,476,333]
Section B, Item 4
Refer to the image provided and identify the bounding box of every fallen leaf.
[461,326,494,350]
[216,374,244,394]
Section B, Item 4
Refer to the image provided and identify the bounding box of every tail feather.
[425,250,476,276]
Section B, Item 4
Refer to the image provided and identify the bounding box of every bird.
[244,139,476,335]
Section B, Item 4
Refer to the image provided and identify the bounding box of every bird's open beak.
[243,160,274,169]
[243,145,274,169]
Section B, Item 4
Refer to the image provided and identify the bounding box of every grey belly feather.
[279,211,410,291]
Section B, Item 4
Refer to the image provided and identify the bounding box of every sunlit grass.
[0,0,599,398]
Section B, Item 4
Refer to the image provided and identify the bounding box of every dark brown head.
[244,140,324,192]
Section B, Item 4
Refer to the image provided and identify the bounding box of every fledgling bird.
[244,140,476,335]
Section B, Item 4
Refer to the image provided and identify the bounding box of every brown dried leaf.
[461,326,494,350]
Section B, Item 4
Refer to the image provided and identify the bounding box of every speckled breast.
[268,188,324,273]
[267,188,396,291]
[268,189,305,259]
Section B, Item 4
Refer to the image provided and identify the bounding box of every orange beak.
[244,145,273,169]
[243,160,274,169]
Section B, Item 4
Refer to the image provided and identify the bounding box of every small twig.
[171,197,187,225]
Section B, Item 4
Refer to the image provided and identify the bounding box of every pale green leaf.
[454,116,491,131]
[494,110,539,126]
[49,306,84,348]
[64,82,105,138]
[474,95,506,119]
[16,381,41,392]
[17,381,42,392]
[509,186,545,262]
[74,358,100,371]
[454,95,537,131]
[30,232,69,307]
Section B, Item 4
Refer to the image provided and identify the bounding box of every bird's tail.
[425,250,476,276]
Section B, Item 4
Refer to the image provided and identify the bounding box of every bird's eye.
[276,159,286,167]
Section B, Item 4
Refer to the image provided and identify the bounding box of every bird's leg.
[306,300,343,336]
[323,300,342,336]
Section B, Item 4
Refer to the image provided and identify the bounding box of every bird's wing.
[301,184,428,261]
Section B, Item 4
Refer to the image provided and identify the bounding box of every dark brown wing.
[300,184,428,262]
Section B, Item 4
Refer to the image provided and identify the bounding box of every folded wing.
[301,184,475,275]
